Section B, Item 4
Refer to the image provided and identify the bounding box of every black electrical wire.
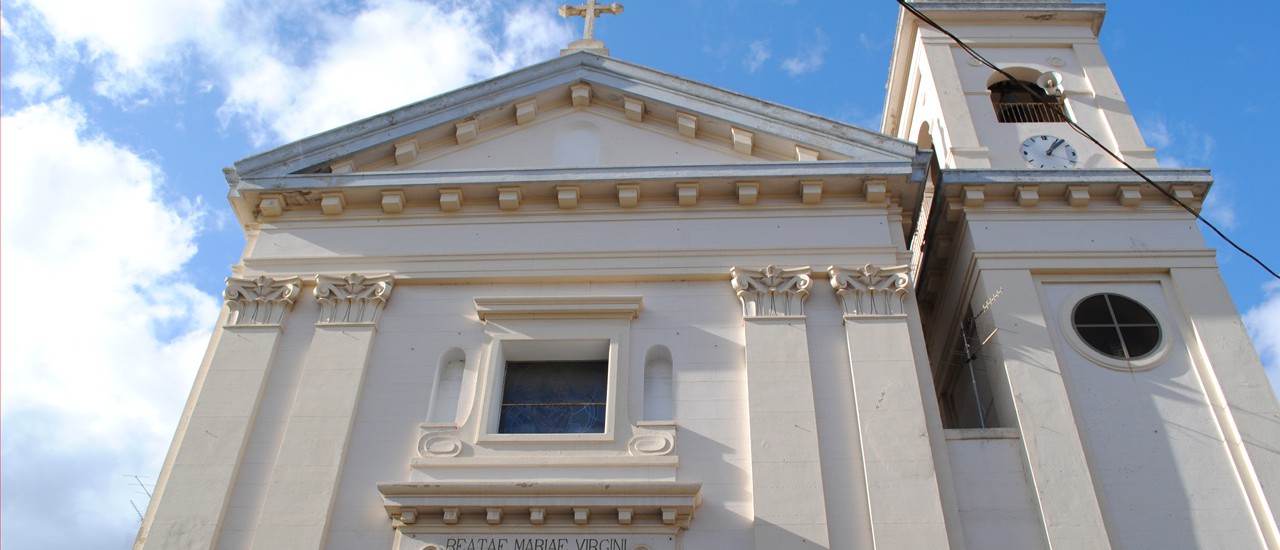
[895,0,1279,280]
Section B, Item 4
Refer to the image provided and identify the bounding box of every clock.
[1020,135,1078,169]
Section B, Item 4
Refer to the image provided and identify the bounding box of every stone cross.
[559,0,623,43]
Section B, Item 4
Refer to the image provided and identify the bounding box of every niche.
[426,348,467,425]
[642,345,674,422]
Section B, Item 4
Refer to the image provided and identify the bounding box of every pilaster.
[250,274,394,549]
[830,264,953,549]
[1072,42,1157,167]
[921,40,990,169]
[730,265,830,548]
[1169,267,1280,547]
[974,269,1110,549]
[140,276,302,549]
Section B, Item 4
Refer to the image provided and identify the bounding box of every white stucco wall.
[945,432,1046,550]
[1041,280,1267,549]
[201,191,916,548]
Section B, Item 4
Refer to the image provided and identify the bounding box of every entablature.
[896,3,1105,40]
[378,480,702,534]
[914,167,1214,325]
[930,168,1210,217]
[228,158,929,232]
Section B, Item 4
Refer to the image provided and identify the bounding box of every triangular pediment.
[395,109,762,172]
[232,52,918,179]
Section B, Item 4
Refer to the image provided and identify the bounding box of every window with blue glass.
[498,360,608,434]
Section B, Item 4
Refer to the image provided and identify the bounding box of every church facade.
[136,2,1280,549]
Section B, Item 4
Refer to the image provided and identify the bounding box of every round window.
[1071,293,1161,359]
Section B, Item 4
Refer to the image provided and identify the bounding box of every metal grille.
[996,102,1070,123]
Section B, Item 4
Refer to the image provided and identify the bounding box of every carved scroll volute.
[828,264,911,316]
[315,273,395,325]
[224,276,303,326]
[731,265,812,318]
[628,423,677,457]
[418,430,464,458]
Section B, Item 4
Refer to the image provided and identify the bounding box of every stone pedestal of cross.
[559,0,624,56]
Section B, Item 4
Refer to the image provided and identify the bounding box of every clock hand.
[1046,138,1065,156]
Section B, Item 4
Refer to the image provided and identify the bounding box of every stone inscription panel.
[402,534,676,550]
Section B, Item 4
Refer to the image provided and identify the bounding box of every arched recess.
[426,348,466,425]
[915,119,952,168]
[915,121,934,152]
[910,120,939,255]
[984,66,1044,89]
[987,66,1069,123]
[643,345,674,422]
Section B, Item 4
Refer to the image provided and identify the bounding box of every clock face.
[1020,135,1078,169]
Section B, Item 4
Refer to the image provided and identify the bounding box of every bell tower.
[886,3,1280,550]
[882,1,1157,170]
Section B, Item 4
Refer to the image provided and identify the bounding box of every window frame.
[476,320,630,444]
[1057,288,1172,372]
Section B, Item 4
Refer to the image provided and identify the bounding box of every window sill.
[477,432,615,444]
[944,427,1020,440]
[411,455,679,468]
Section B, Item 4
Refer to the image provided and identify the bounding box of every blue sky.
[3,1,1278,547]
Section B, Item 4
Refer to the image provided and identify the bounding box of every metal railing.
[995,101,1070,123]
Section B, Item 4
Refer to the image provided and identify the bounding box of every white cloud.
[8,0,227,99]
[1245,282,1280,397]
[1140,115,1235,230]
[857,32,887,52]
[0,6,570,546]
[834,103,884,132]
[6,0,571,145]
[500,3,576,69]
[781,28,828,77]
[0,10,75,102]
[0,99,220,548]
[216,0,570,145]
[745,40,771,72]
[1200,179,1239,231]
[1143,116,1215,169]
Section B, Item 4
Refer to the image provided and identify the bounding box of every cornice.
[474,296,643,321]
[229,159,928,239]
[904,3,1106,33]
[233,245,907,284]
[378,481,703,497]
[236,160,916,192]
[936,168,1211,187]
[378,480,702,532]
